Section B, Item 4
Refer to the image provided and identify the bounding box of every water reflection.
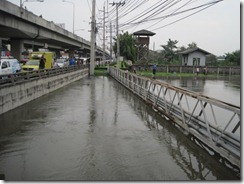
[89,77,96,132]
[0,76,240,180]
[157,75,240,106]
[115,81,240,180]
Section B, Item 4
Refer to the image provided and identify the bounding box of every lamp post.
[62,0,75,34]
[20,0,44,8]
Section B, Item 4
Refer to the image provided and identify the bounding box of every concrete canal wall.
[0,69,88,115]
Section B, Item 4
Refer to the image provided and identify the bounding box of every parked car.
[21,60,40,71]
[0,59,11,76]
[10,59,22,73]
[20,58,28,65]
[56,58,68,67]
[0,57,22,76]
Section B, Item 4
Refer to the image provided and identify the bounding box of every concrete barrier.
[0,69,88,115]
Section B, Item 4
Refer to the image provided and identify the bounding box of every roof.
[133,29,156,36]
[178,47,212,55]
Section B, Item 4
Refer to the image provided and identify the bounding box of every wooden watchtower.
[133,29,155,63]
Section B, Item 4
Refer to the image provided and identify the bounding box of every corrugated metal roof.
[178,47,212,55]
[133,29,155,36]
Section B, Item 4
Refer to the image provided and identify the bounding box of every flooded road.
[0,76,240,180]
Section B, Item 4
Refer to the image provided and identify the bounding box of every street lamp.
[62,0,75,34]
[20,0,44,8]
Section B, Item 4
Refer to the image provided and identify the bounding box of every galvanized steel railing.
[109,67,241,168]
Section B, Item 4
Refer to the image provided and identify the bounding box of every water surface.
[0,76,240,180]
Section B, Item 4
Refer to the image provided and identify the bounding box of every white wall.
[187,51,206,66]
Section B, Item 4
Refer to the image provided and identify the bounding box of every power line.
[151,0,223,31]
[86,0,92,14]
[130,0,181,31]
[119,0,166,28]
[118,0,222,31]
[110,1,126,62]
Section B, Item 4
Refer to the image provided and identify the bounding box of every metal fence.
[0,65,88,87]
[109,67,240,169]
[133,65,241,75]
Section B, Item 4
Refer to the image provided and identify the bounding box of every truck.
[22,51,54,71]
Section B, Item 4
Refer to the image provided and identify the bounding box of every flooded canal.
[158,75,240,106]
[0,76,240,181]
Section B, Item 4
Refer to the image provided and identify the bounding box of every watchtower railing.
[109,67,240,168]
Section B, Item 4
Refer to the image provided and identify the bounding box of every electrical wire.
[119,0,222,31]
[151,0,222,31]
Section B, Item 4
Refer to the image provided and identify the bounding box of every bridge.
[0,0,108,60]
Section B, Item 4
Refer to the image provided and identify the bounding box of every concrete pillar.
[11,39,25,61]
[55,51,61,59]
[68,49,75,58]
[83,49,90,58]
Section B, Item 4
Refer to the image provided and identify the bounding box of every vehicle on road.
[22,52,54,71]
[0,57,22,75]
[21,60,39,71]
[56,58,68,67]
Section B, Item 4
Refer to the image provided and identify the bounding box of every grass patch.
[136,71,213,77]
[94,69,108,76]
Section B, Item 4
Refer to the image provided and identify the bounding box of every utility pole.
[110,1,125,63]
[90,0,96,76]
[110,22,113,57]
[102,4,106,64]
[116,4,119,63]
[0,39,2,62]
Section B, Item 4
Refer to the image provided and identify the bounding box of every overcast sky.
[7,0,241,56]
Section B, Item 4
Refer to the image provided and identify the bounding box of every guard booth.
[133,29,155,63]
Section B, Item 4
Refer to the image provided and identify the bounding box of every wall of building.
[187,51,206,66]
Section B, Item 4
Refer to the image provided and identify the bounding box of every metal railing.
[0,65,88,87]
[109,67,241,168]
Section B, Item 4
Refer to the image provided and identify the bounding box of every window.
[193,58,200,66]
[2,61,8,69]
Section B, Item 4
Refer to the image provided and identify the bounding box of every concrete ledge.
[0,69,88,115]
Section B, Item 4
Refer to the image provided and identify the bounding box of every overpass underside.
[0,0,109,60]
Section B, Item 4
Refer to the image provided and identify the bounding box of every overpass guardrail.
[109,67,240,169]
[0,64,89,115]
[0,65,88,88]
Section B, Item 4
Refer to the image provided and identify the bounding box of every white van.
[0,58,22,76]
[9,59,22,73]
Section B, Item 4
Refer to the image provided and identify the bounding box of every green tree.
[206,54,217,66]
[178,45,187,52]
[113,31,137,62]
[187,42,197,49]
[161,39,178,63]
[224,50,240,66]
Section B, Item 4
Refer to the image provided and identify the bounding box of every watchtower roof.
[133,29,155,36]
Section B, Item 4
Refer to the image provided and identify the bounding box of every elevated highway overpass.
[0,0,108,60]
